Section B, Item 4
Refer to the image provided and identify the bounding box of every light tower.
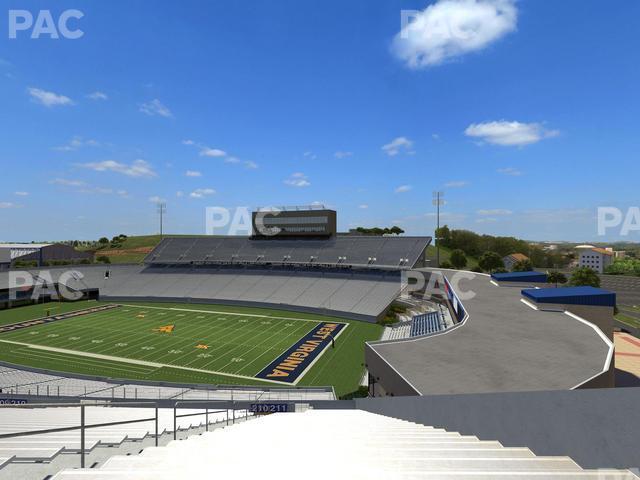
[432,191,445,267]
[157,202,167,238]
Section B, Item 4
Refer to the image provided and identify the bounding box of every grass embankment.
[425,245,479,269]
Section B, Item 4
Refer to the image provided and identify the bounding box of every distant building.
[0,249,10,271]
[503,253,529,271]
[0,243,93,267]
[251,205,337,238]
[578,247,613,273]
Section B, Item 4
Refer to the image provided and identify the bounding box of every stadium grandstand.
[0,209,638,478]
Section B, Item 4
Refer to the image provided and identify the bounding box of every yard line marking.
[234,321,312,375]
[217,319,305,372]
[0,338,290,386]
[117,304,330,324]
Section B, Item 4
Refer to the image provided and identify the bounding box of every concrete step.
[0,447,63,462]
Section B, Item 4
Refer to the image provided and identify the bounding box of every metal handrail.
[172,400,230,440]
[0,401,158,468]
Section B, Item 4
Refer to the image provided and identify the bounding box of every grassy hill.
[425,245,479,270]
[96,235,192,264]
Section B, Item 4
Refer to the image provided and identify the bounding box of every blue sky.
[1,0,639,242]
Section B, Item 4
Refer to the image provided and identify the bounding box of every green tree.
[512,259,533,272]
[569,267,601,288]
[435,225,452,248]
[98,237,109,244]
[96,255,111,264]
[439,260,453,269]
[547,271,568,287]
[449,249,468,269]
[478,251,504,273]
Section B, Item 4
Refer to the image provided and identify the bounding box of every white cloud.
[87,91,108,100]
[334,151,353,159]
[465,120,559,146]
[78,186,129,197]
[358,204,369,209]
[303,151,317,160]
[149,196,165,203]
[445,180,469,188]
[53,136,100,152]
[77,159,157,178]
[14,191,29,196]
[176,191,184,198]
[392,0,517,68]
[139,99,172,118]
[497,167,523,176]
[382,137,414,156]
[189,188,216,199]
[200,147,226,157]
[27,87,74,107]
[432,133,441,140]
[284,172,311,188]
[477,208,512,215]
[185,170,202,177]
[0,202,15,208]
[244,160,258,169]
[184,139,257,168]
[51,178,86,187]
[395,184,413,193]
[476,217,498,223]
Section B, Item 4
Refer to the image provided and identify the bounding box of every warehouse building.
[0,243,93,267]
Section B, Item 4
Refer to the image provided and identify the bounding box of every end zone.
[255,322,347,384]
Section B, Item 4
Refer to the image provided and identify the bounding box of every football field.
[0,301,382,396]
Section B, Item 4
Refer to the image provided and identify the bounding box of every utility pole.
[432,191,445,267]
[157,202,166,238]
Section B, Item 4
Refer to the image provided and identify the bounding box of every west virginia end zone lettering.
[255,322,346,383]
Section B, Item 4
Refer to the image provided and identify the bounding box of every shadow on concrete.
[615,368,640,387]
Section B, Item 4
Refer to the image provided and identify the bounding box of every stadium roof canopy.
[491,271,547,283]
[522,286,616,307]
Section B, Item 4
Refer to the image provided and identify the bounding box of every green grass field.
[0,301,381,397]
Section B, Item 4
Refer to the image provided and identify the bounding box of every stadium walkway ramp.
[51,409,639,480]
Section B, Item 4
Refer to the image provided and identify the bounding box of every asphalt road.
[599,275,640,306]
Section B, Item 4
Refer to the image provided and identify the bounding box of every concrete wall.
[356,387,640,470]
[364,345,420,396]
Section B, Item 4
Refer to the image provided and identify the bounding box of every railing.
[0,401,158,468]
[0,400,255,468]
[0,378,335,401]
[0,400,272,468]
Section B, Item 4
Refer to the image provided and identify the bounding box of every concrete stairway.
[50,409,639,480]
[0,407,231,468]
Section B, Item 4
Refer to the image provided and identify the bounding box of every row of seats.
[0,365,335,401]
[410,311,445,337]
[1,265,402,318]
[0,406,240,468]
[51,409,640,479]
[147,236,430,268]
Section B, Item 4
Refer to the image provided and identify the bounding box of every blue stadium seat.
[410,311,445,337]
